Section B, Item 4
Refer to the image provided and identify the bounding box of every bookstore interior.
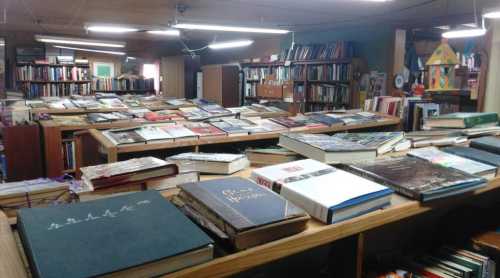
[2,0,500,277]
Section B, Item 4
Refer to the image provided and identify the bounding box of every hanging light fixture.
[442,0,486,39]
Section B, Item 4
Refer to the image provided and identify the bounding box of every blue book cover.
[18,191,213,278]
[443,146,500,167]
[179,177,307,232]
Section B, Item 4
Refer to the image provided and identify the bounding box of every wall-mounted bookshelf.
[92,77,156,95]
[241,58,363,112]
[16,63,91,98]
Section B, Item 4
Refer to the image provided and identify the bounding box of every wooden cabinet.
[3,124,43,181]
[160,55,200,99]
[202,65,239,107]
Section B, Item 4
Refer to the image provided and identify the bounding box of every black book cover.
[18,191,213,278]
[346,156,485,201]
[470,136,500,155]
[179,177,307,232]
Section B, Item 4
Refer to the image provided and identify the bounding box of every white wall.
[485,21,500,114]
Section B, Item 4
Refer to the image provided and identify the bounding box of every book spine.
[464,114,499,128]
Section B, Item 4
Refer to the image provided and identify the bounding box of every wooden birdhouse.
[426,39,460,91]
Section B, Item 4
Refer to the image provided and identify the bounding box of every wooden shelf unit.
[2,168,499,278]
[241,58,365,112]
[87,115,401,164]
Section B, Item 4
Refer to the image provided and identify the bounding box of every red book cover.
[185,123,227,137]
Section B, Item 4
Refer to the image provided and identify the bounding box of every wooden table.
[88,116,402,164]
[2,169,500,278]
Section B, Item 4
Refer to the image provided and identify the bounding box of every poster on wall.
[93,62,115,78]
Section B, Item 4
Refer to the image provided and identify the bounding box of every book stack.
[424,113,498,129]
[364,96,403,117]
[92,77,155,92]
[17,191,214,277]
[175,177,309,250]
[167,152,250,174]
[79,157,179,191]
[373,246,496,278]
[283,41,354,61]
[0,178,71,217]
[251,159,393,224]
[246,147,301,166]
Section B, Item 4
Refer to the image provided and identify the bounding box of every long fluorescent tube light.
[86,25,138,33]
[442,28,486,39]
[53,45,126,55]
[208,40,254,50]
[483,9,500,19]
[35,35,125,48]
[173,23,289,34]
[147,29,181,36]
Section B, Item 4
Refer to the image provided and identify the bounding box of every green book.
[18,191,213,278]
[425,112,498,129]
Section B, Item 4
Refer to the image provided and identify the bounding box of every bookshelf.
[91,77,156,95]
[16,63,91,99]
[241,58,364,113]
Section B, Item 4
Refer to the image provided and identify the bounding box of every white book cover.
[408,147,496,175]
[168,152,246,163]
[161,124,198,138]
[136,126,173,141]
[251,159,392,224]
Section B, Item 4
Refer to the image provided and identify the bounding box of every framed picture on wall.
[93,62,115,78]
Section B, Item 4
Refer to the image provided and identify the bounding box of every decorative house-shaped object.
[426,39,460,91]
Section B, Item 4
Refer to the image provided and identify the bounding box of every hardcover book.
[470,136,500,155]
[157,124,198,141]
[289,114,328,129]
[179,107,212,121]
[425,112,498,129]
[246,147,301,166]
[103,128,146,146]
[346,156,486,202]
[333,132,405,155]
[18,191,213,278]
[279,133,376,163]
[269,117,307,131]
[80,157,179,189]
[247,118,288,133]
[210,121,249,136]
[167,152,249,174]
[308,113,344,127]
[443,146,500,167]
[176,177,309,250]
[135,125,174,144]
[184,123,227,137]
[408,147,497,178]
[251,159,393,224]
[199,104,232,116]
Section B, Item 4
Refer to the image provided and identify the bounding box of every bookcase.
[241,58,364,112]
[16,63,91,99]
[92,77,156,95]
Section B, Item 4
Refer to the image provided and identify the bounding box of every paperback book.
[103,128,146,146]
[167,152,250,174]
[333,132,404,155]
[184,122,227,138]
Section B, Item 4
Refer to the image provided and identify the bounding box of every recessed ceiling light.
[147,29,181,36]
[35,35,125,48]
[86,25,139,33]
[173,23,289,34]
[208,40,254,50]
[442,28,486,39]
[53,45,126,55]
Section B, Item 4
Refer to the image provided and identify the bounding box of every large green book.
[425,112,498,129]
[18,191,213,278]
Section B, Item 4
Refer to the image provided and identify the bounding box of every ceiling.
[0,0,498,54]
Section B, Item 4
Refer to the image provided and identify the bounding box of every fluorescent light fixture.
[208,40,254,50]
[434,25,451,30]
[86,25,138,33]
[462,23,479,28]
[173,23,289,34]
[442,28,486,39]
[53,45,126,55]
[147,29,181,36]
[35,35,125,48]
[126,56,136,60]
[483,9,500,19]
